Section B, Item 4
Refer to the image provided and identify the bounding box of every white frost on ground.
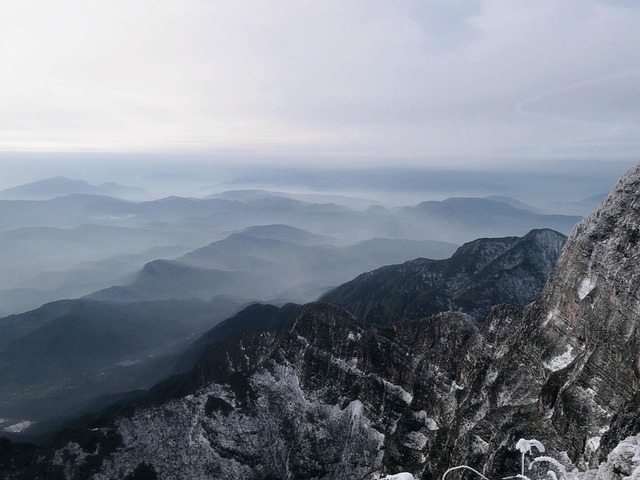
[425,417,439,431]
[450,380,464,392]
[2,420,34,433]
[347,331,362,342]
[564,434,640,480]
[381,473,415,480]
[577,277,596,300]
[412,410,439,430]
[543,345,574,372]
[585,436,601,456]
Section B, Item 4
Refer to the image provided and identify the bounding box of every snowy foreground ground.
[382,435,640,480]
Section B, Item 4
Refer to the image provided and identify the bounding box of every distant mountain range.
[401,197,579,238]
[88,224,458,304]
[0,176,147,200]
[0,182,584,316]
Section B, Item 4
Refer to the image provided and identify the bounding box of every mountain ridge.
[0,177,146,201]
[321,228,566,324]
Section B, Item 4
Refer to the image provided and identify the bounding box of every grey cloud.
[0,0,638,162]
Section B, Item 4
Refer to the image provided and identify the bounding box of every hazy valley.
[1,164,638,480]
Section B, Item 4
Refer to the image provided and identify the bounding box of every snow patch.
[382,473,415,480]
[380,378,413,403]
[117,359,140,367]
[516,438,545,454]
[349,399,363,418]
[543,307,560,326]
[579,434,640,480]
[347,331,361,342]
[578,277,596,300]
[586,436,601,453]
[543,345,574,372]
[450,380,464,392]
[425,418,439,431]
[3,420,34,433]
[412,410,439,430]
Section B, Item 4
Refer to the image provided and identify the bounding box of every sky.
[0,0,639,165]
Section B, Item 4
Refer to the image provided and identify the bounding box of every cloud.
[0,0,638,161]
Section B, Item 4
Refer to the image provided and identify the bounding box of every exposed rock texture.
[4,304,480,479]
[433,163,640,476]
[321,229,566,324]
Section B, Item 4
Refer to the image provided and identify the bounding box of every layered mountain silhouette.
[0,177,146,201]
[401,197,579,238]
[5,164,640,479]
[321,228,566,323]
[0,183,583,317]
[0,297,240,441]
[0,226,562,449]
[88,224,458,304]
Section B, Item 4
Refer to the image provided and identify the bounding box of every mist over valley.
[0,162,622,450]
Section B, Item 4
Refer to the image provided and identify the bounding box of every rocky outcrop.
[321,229,566,324]
[431,163,640,477]
[6,304,479,479]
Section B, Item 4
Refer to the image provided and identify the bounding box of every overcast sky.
[1,0,639,165]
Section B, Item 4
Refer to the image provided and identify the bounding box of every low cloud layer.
[1,0,638,162]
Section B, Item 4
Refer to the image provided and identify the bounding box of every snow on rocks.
[381,473,415,480]
[347,331,362,342]
[572,434,640,480]
[543,345,574,372]
[577,277,596,301]
[2,420,34,433]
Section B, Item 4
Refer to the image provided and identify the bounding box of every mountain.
[0,177,147,201]
[544,193,607,217]
[209,189,380,210]
[342,237,459,266]
[402,197,581,241]
[225,224,338,246]
[321,228,566,324]
[0,188,582,314]
[484,195,539,212]
[0,189,583,242]
[87,260,276,303]
[90,225,457,304]
[0,297,241,441]
[0,194,135,231]
[0,247,189,318]
[0,224,185,287]
[8,163,640,479]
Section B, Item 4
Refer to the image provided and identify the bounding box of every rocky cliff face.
[433,163,640,477]
[6,304,480,479]
[5,165,640,479]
